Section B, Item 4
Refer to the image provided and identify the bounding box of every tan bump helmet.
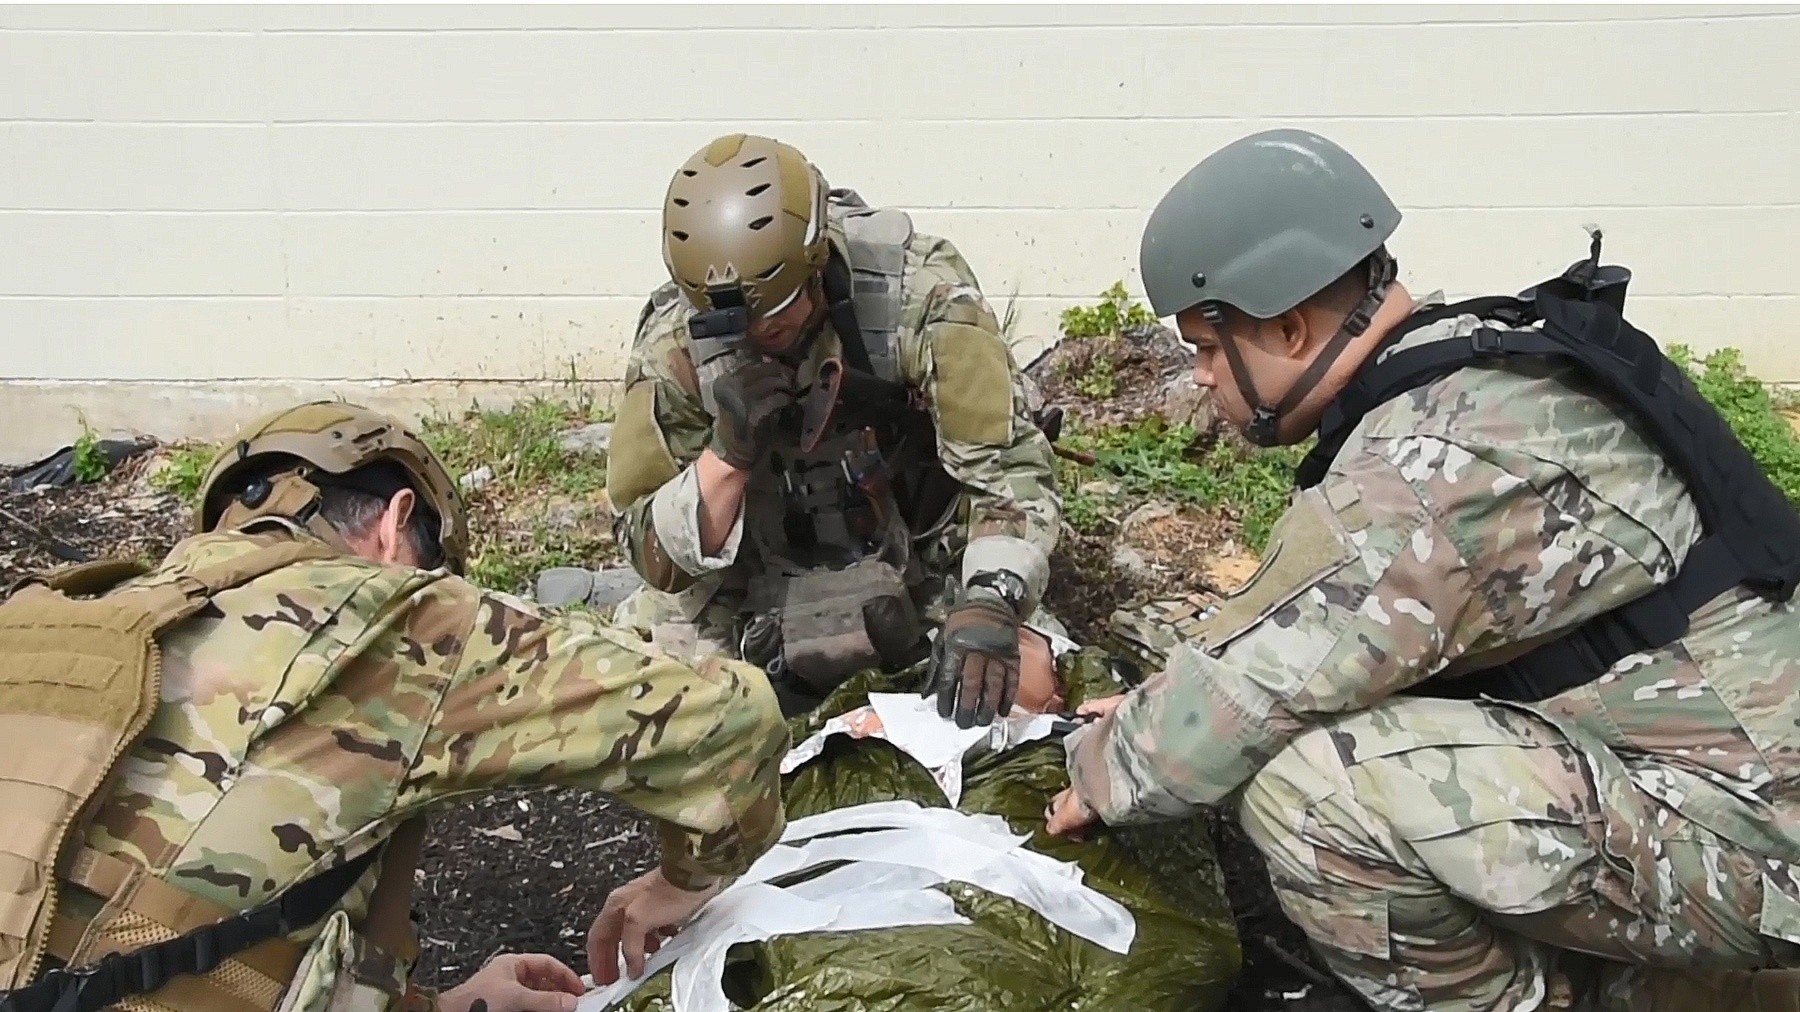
[196,401,469,573]
[662,133,831,321]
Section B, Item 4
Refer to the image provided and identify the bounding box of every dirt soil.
[2,341,1359,1009]
[1031,324,1203,431]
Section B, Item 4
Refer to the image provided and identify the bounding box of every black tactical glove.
[709,358,796,470]
[927,589,1022,729]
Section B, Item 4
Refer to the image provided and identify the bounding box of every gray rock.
[534,567,594,608]
[459,465,495,491]
[1111,545,1156,581]
[1120,500,1176,537]
[559,423,614,456]
[1160,373,1216,431]
[586,567,644,611]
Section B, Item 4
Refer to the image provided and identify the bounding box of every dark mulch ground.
[408,788,658,990]
[0,453,190,578]
[1032,325,1201,431]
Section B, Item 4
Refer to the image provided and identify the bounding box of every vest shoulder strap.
[831,192,914,386]
[0,537,336,998]
[1304,292,1800,702]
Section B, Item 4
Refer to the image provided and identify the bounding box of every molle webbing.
[0,539,332,995]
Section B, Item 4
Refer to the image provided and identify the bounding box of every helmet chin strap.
[1210,251,1399,448]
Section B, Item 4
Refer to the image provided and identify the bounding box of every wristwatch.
[966,569,1028,612]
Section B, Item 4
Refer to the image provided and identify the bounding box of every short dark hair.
[312,461,443,568]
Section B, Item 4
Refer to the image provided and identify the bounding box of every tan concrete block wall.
[2,4,1797,461]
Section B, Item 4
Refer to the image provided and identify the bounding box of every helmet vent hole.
[681,169,697,178]
[748,216,774,231]
[745,182,770,197]
[672,197,689,207]
[741,156,766,168]
[671,230,689,242]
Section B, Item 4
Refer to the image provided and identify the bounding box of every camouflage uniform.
[1065,306,1800,1010]
[65,523,788,1011]
[606,211,1061,662]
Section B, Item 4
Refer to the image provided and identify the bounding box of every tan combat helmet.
[662,133,831,321]
[195,401,469,574]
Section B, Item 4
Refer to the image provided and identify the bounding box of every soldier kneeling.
[606,133,1065,728]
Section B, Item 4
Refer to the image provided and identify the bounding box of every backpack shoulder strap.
[1320,292,1800,703]
[1296,295,1536,489]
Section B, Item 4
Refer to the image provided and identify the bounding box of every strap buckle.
[1470,328,1507,359]
[42,960,106,1012]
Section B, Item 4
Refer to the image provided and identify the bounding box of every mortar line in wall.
[3,11,1794,34]
[127,11,1800,32]
[5,111,1797,126]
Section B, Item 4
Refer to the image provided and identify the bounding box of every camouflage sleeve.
[903,261,1061,611]
[1066,432,1678,823]
[402,586,789,888]
[606,301,744,593]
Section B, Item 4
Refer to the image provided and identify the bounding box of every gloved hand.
[927,590,1021,729]
[708,358,796,469]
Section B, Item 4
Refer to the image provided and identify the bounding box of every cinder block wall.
[3,5,1796,462]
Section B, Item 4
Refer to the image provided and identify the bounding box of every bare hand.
[1076,694,1127,721]
[438,953,585,1012]
[586,867,721,986]
[1045,785,1101,840]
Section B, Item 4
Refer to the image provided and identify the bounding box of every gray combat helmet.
[1140,128,1401,321]
[1139,128,1403,446]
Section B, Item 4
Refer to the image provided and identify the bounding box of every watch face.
[973,571,1025,604]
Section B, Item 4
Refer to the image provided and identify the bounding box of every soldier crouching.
[605,133,1065,728]
[1047,128,1800,1011]
[0,401,790,1012]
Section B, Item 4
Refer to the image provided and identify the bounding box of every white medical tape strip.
[580,803,1137,1010]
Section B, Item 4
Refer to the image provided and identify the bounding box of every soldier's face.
[746,283,819,356]
[1176,309,1264,429]
[1175,307,1314,438]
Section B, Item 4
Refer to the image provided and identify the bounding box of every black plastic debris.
[7,436,156,492]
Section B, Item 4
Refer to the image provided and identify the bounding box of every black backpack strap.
[1297,295,1534,489]
[1318,298,1800,703]
[821,250,876,377]
[0,847,382,1012]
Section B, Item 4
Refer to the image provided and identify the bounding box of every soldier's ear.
[376,488,420,567]
[1273,307,1313,360]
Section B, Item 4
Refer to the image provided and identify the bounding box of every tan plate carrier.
[0,542,424,1012]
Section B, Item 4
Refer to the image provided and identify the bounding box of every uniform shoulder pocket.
[1198,488,1357,657]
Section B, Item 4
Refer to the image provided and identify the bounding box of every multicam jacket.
[61,526,789,1011]
[1067,304,1800,871]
